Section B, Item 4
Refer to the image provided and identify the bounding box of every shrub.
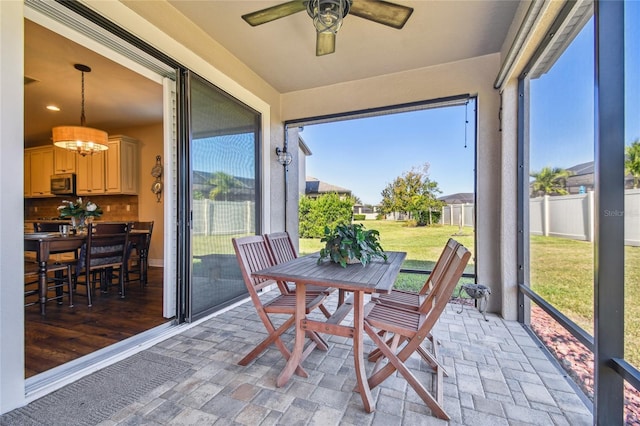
[299,193,354,238]
[353,214,366,221]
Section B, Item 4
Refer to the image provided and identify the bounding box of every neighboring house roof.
[305,177,351,196]
[438,193,474,204]
[566,161,594,176]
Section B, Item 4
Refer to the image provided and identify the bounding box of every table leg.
[140,248,148,285]
[353,291,374,412]
[38,260,47,316]
[277,282,307,388]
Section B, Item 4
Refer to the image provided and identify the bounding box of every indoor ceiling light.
[52,63,108,156]
[46,105,60,111]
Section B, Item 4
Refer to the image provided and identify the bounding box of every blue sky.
[301,101,476,205]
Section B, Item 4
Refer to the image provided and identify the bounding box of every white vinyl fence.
[192,200,254,236]
[441,189,640,246]
[530,190,640,246]
[440,203,475,228]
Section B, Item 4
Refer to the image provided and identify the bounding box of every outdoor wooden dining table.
[24,229,151,315]
[252,250,406,413]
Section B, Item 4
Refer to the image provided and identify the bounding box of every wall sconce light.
[275,147,292,166]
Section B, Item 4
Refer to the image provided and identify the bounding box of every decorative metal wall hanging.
[151,155,163,202]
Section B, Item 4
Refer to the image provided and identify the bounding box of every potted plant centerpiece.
[58,197,102,232]
[318,223,387,267]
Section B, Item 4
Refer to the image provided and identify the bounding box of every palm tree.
[626,140,640,189]
[530,167,572,196]
[208,172,242,201]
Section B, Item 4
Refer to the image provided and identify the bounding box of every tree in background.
[299,192,355,238]
[208,172,243,201]
[379,163,443,226]
[626,139,640,188]
[530,167,572,196]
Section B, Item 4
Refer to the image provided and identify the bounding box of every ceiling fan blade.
[349,0,414,29]
[242,1,306,26]
[316,32,336,56]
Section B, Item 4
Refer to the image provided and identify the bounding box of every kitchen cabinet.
[24,151,31,197]
[53,146,77,174]
[76,151,105,195]
[24,146,54,198]
[105,135,138,194]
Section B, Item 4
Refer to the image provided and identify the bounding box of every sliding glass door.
[188,73,261,320]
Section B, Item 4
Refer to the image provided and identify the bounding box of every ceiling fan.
[242,0,413,56]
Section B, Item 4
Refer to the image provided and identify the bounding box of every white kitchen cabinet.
[24,146,54,198]
[76,151,105,195]
[105,135,138,194]
[53,146,77,174]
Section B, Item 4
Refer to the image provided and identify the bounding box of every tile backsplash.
[25,195,139,221]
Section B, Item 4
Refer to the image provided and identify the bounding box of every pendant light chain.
[80,69,86,127]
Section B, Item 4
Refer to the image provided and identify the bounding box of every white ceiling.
[24,1,520,146]
[166,0,521,93]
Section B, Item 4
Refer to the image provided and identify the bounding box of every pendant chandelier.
[52,64,108,156]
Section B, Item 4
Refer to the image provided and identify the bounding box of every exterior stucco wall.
[281,54,505,315]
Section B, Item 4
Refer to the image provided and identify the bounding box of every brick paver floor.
[5,290,593,425]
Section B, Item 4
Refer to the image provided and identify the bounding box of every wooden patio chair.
[372,238,460,310]
[363,244,471,420]
[232,235,330,375]
[264,231,338,316]
[368,238,461,371]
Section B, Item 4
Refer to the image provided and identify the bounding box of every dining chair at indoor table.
[252,250,406,413]
[24,232,85,315]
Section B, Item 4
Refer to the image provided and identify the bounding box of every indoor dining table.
[252,250,406,413]
[24,228,151,315]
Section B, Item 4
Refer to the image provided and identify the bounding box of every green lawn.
[530,235,640,366]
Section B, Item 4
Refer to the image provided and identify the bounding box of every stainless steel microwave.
[50,173,76,195]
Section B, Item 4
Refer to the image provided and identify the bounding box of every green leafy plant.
[57,197,102,218]
[318,223,387,267]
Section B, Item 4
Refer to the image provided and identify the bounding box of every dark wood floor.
[24,267,169,378]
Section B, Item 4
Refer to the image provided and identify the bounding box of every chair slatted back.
[418,238,460,296]
[232,235,278,296]
[80,222,131,271]
[264,232,299,294]
[34,222,69,232]
[265,232,297,263]
[418,244,471,319]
